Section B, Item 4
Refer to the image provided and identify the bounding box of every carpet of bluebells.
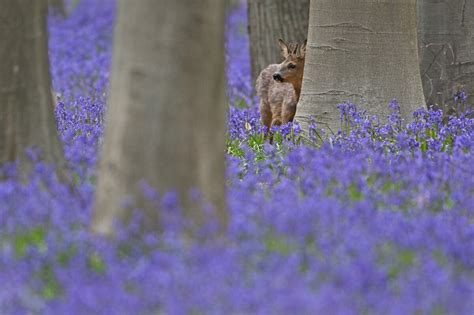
[1,1,473,314]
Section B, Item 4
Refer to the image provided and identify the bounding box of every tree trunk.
[48,0,66,17]
[296,0,426,133]
[418,0,474,110]
[93,0,227,236]
[0,0,66,176]
[248,0,310,83]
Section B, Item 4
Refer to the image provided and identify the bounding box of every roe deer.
[256,39,306,130]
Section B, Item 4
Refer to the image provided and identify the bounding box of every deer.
[256,39,306,130]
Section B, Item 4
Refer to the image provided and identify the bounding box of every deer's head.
[272,39,307,87]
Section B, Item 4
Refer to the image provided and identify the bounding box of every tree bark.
[248,0,310,83]
[0,0,65,176]
[93,0,227,236]
[296,0,426,133]
[418,0,474,110]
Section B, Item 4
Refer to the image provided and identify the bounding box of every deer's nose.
[273,73,283,82]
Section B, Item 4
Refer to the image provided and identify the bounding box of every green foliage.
[420,138,428,153]
[234,97,249,110]
[39,265,62,300]
[14,226,47,258]
[378,242,417,280]
[264,231,294,256]
[227,139,245,159]
[432,250,449,268]
[57,246,77,267]
[348,183,364,201]
[381,181,401,194]
[88,252,107,274]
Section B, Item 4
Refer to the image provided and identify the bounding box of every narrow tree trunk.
[48,0,66,17]
[248,0,310,83]
[93,0,227,236]
[418,0,474,110]
[296,0,426,133]
[0,0,66,175]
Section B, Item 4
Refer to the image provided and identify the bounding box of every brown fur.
[256,39,306,129]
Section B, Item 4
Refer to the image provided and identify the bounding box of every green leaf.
[265,231,293,256]
[388,249,416,280]
[57,246,77,267]
[88,252,107,274]
[14,226,47,258]
[273,132,283,145]
[420,139,428,152]
[235,97,249,109]
[40,265,62,300]
[348,183,363,201]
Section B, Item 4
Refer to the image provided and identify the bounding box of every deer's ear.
[298,39,307,58]
[278,38,289,58]
[292,44,298,54]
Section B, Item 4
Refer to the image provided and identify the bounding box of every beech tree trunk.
[248,0,310,82]
[0,0,65,175]
[93,0,227,236]
[418,0,474,109]
[296,0,426,133]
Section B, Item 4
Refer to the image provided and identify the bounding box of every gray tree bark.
[0,0,66,176]
[418,0,474,110]
[248,0,310,83]
[93,0,227,236]
[296,0,426,133]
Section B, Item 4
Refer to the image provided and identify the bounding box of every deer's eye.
[288,63,296,69]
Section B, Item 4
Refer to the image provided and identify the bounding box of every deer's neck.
[292,82,302,101]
